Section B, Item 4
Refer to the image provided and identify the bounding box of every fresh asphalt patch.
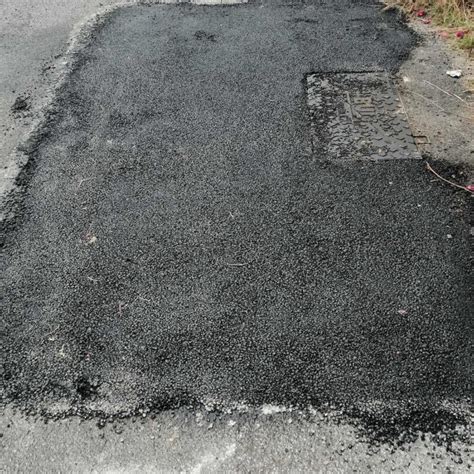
[1,1,472,442]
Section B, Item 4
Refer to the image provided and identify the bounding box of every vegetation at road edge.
[387,0,473,52]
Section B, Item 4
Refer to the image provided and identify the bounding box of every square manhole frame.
[306,71,422,162]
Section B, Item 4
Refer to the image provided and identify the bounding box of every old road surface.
[1,0,472,471]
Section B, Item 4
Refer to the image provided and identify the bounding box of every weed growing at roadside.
[386,1,473,53]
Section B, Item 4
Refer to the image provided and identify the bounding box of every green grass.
[458,34,474,50]
[386,1,473,53]
[387,1,473,27]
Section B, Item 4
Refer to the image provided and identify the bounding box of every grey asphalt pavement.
[1,0,472,471]
[0,0,127,198]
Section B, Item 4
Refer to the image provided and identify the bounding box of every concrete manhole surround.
[307,72,421,161]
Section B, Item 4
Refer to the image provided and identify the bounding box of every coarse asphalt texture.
[1,0,472,441]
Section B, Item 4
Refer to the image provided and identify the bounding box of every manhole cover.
[306,72,420,161]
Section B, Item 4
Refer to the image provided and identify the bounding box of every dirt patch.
[396,20,474,179]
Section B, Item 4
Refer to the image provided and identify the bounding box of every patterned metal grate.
[306,72,420,161]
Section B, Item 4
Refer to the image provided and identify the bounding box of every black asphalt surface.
[1,1,472,436]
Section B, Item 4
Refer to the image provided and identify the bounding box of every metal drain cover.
[306,72,420,161]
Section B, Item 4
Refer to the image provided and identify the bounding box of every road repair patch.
[1,2,471,441]
[306,72,420,161]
